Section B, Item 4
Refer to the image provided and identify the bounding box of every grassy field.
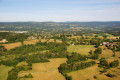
[40,39,62,43]
[68,64,120,80]
[16,61,28,66]
[68,46,120,80]
[67,45,96,55]
[0,65,13,80]
[18,58,67,80]
[3,42,22,50]
[23,39,39,45]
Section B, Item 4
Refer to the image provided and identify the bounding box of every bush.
[110,60,119,68]
[106,73,116,78]
[23,73,33,78]
[94,76,97,79]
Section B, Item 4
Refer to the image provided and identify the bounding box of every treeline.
[58,61,96,73]
[7,65,32,80]
[67,52,88,64]
[0,32,29,43]
[8,42,68,54]
[0,45,7,55]
[98,58,119,69]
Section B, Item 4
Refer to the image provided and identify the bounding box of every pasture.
[0,65,13,80]
[23,39,39,45]
[3,42,22,50]
[67,45,95,55]
[18,58,67,80]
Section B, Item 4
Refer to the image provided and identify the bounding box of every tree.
[94,48,102,54]
[103,35,107,39]
[94,35,98,38]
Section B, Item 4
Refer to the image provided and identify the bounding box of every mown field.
[3,42,22,50]
[18,58,67,80]
[23,39,39,45]
[0,65,13,80]
[67,45,96,55]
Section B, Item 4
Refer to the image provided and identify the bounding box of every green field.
[0,65,13,80]
[67,45,96,55]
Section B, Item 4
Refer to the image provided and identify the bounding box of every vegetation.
[0,22,120,80]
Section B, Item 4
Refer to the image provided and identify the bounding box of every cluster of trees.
[0,45,7,55]
[8,42,68,55]
[0,32,29,43]
[67,52,88,64]
[7,65,32,80]
[22,73,33,78]
[94,48,102,54]
[98,58,119,69]
[58,61,96,73]
[26,54,50,63]
[0,60,18,66]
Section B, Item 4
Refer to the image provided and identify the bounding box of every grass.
[67,45,96,55]
[16,61,28,66]
[23,39,39,45]
[3,42,22,50]
[18,58,67,80]
[67,64,101,80]
[0,65,13,80]
[40,39,62,43]
[68,46,120,80]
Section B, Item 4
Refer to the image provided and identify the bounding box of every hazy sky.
[0,0,120,22]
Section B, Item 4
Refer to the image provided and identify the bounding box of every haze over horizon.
[0,0,120,22]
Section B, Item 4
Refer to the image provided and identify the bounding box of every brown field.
[48,39,54,42]
[3,42,22,50]
[18,58,67,80]
[41,39,47,42]
[68,36,81,39]
[23,39,39,45]
[40,39,62,43]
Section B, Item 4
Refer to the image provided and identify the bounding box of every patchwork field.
[23,39,39,45]
[3,42,22,50]
[67,45,96,55]
[18,58,67,80]
[0,65,13,80]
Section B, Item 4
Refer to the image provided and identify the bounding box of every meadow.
[67,45,96,55]
[23,39,39,45]
[18,58,67,80]
[0,65,13,80]
[67,45,120,80]
[3,42,22,50]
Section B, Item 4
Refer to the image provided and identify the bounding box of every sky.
[0,0,120,22]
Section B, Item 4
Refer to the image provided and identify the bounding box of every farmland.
[18,58,67,80]
[23,39,39,45]
[67,45,96,55]
[0,65,13,80]
[3,42,22,50]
